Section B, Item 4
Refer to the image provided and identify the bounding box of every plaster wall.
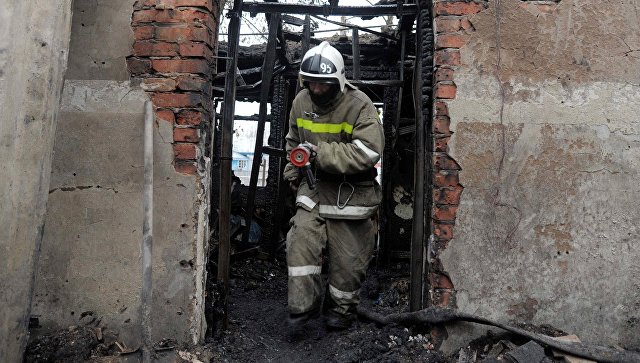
[32,0,208,347]
[0,1,73,361]
[440,0,640,350]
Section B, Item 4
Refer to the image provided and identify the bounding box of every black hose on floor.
[357,306,640,363]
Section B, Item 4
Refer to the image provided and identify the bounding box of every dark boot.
[287,306,320,328]
[325,310,354,330]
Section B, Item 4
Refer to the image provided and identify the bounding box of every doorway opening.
[206,0,434,336]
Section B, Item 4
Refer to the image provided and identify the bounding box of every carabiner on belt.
[337,182,354,209]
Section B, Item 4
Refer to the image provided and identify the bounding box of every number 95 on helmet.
[298,41,347,92]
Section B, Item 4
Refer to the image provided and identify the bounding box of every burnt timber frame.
[217,0,243,331]
[213,0,433,332]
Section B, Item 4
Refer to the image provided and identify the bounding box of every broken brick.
[435,68,454,82]
[175,161,198,175]
[435,101,449,117]
[435,1,488,16]
[173,143,197,160]
[435,82,457,99]
[435,17,462,33]
[433,153,461,170]
[151,92,203,108]
[152,59,210,74]
[434,136,450,152]
[179,42,213,58]
[428,273,454,289]
[433,171,459,187]
[173,127,200,142]
[436,33,466,49]
[134,0,215,12]
[155,27,211,45]
[126,57,152,75]
[434,223,454,240]
[433,205,457,222]
[133,26,155,40]
[433,115,451,135]
[133,8,208,23]
[433,185,463,205]
[142,77,177,92]
[460,18,475,32]
[133,41,179,57]
[156,109,176,123]
[431,289,456,308]
[177,75,208,92]
[176,109,205,125]
[435,50,461,66]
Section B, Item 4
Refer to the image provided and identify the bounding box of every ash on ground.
[25,256,579,363]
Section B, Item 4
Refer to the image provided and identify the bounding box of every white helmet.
[299,41,348,92]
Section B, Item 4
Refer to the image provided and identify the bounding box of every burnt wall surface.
[33,0,219,348]
[0,2,73,361]
[435,0,640,351]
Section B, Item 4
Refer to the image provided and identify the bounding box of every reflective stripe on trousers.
[286,206,375,315]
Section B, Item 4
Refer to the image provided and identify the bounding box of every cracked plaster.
[439,0,640,352]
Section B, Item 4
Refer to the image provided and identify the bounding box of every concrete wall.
[32,0,210,348]
[439,0,640,351]
[0,1,73,361]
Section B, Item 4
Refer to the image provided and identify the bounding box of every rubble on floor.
[24,255,640,362]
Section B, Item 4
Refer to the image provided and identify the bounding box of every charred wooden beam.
[244,2,417,17]
[352,29,361,80]
[409,0,427,312]
[243,13,281,244]
[218,0,242,331]
[282,14,305,26]
[214,114,272,122]
[261,145,287,157]
[349,80,403,87]
[310,15,397,41]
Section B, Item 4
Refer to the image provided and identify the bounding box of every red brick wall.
[128,0,220,175]
[429,0,489,309]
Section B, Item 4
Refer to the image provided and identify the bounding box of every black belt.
[315,168,377,183]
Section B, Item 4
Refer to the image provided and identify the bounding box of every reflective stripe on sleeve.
[353,139,380,163]
[296,118,353,134]
[318,204,378,219]
[296,195,317,210]
[288,265,322,277]
[329,284,360,300]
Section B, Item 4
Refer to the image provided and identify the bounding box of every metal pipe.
[141,100,154,362]
[409,2,426,312]
[217,0,242,331]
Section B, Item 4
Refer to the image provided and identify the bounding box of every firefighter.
[283,41,384,330]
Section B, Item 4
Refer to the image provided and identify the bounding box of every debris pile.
[25,258,640,362]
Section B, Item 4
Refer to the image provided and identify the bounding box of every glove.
[300,141,318,159]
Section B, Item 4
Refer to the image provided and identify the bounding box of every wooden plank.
[217,0,242,331]
[243,13,281,244]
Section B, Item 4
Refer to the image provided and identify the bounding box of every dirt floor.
[202,256,447,363]
[25,254,578,363]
